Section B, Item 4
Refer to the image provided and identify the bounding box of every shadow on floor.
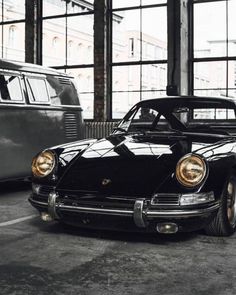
[30,217,201,245]
[0,180,31,194]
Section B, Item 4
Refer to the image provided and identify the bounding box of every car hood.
[56,133,234,197]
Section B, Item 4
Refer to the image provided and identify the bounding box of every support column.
[94,0,108,121]
[25,0,42,64]
[167,0,190,96]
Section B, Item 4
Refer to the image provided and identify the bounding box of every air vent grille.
[64,113,78,140]
[58,77,72,85]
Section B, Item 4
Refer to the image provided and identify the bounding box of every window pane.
[228,61,236,90]
[43,0,66,17]
[228,0,236,57]
[43,18,66,66]
[141,64,167,97]
[27,78,49,103]
[113,92,141,119]
[67,68,94,119]
[142,0,167,5]
[0,0,2,22]
[194,1,226,58]
[194,61,227,96]
[113,9,141,62]
[113,0,140,9]
[1,23,25,61]
[2,0,25,21]
[113,65,140,118]
[113,65,141,92]
[141,7,167,60]
[67,0,94,14]
[0,75,23,101]
[67,15,94,65]
[228,89,236,99]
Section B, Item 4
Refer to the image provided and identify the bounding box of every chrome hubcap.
[226,181,236,227]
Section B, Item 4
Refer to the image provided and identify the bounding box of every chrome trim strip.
[29,197,48,206]
[146,203,220,218]
[133,199,146,228]
[57,204,133,216]
[57,202,219,219]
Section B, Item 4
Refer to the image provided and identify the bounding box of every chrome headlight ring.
[32,150,56,178]
[176,154,207,188]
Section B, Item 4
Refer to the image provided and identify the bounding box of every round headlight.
[32,151,55,178]
[176,154,206,187]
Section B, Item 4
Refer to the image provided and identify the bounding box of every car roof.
[0,58,69,77]
[137,96,236,109]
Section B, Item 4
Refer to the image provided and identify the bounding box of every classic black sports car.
[29,96,236,236]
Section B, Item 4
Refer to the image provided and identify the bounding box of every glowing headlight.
[32,151,55,178]
[176,154,206,187]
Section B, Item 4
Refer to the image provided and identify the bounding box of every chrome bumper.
[29,192,220,228]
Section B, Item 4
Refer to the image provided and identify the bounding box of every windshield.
[116,105,174,133]
[115,101,236,136]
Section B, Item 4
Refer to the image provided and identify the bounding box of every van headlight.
[32,151,55,178]
[176,154,206,187]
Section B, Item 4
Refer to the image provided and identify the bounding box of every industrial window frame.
[108,0,168,120]
[0,0,26,60]
[189,0,236,98]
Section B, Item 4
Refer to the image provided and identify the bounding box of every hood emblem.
[102,178,112,186]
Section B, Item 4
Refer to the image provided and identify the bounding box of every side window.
[26,77,49,103]
[0,74,24,102]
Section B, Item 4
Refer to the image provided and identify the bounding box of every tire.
[204,175,236,236]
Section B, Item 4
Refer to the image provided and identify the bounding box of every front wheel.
[204,175,236,236]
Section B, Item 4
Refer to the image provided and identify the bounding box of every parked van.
[0,59,83,181]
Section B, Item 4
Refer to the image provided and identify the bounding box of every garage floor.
[0,183,236,295]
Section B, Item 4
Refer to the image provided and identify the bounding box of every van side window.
[46,76,79,106]
[26,78,49,103]
[0,74,23,101]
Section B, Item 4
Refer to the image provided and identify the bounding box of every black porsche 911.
[29,96,236,236]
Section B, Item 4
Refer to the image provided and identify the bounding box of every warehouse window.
[0,0,25,61]
[42,0,94,118]
[192,0,236,99]
[110,0,167,119]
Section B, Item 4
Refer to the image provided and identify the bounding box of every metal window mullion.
[65,3,68,66]
[193,0,225,4]
[189,0,194,95]
[140,4,142,101]
[1,0,3,58]
[36,0,43,65]
[52,64,94,70]
[226,0,229,97]
[111,3,167,13]
[107,0,113,120]
[0,18,26,25]
[42,10,94,21]
[111,60,167,66]
[193,56,236,62]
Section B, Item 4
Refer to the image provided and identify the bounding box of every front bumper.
[29,191,220,232]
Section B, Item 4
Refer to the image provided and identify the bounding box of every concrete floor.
[0,183,236,295]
